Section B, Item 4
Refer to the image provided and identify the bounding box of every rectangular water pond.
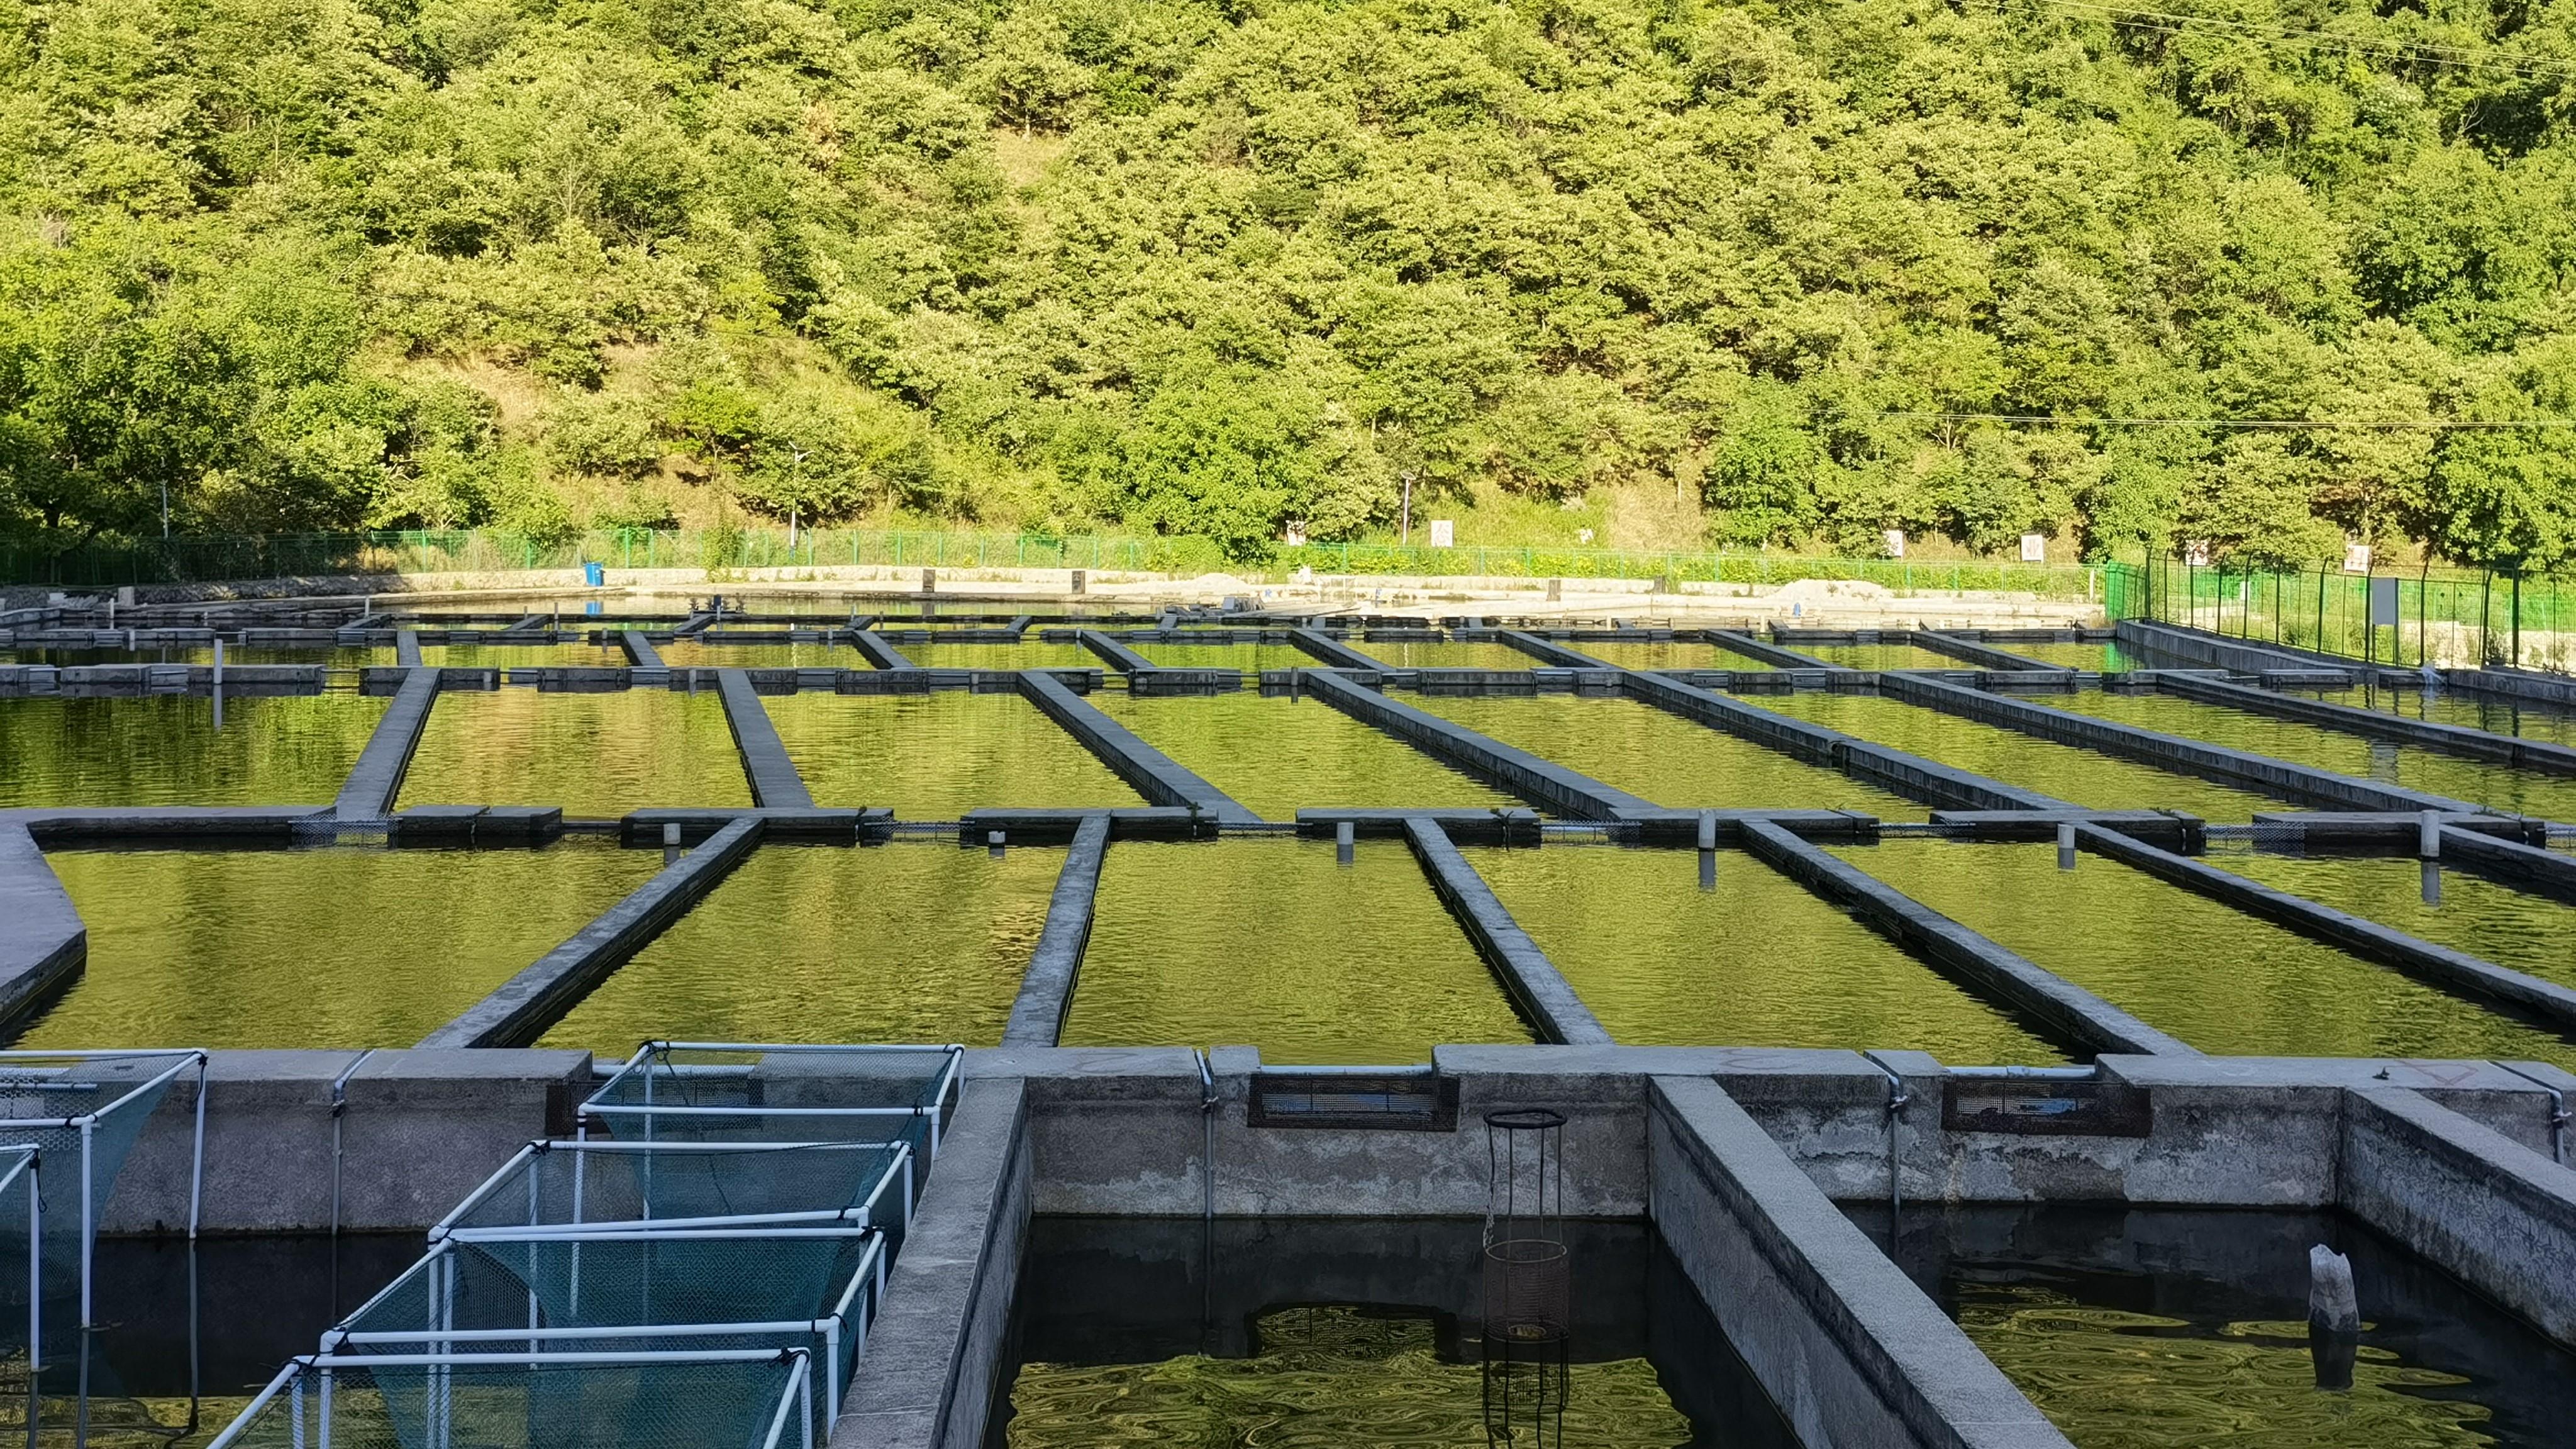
[1413,693,1917,816]
[0,692,388,808]
[901,640,1099,670]
[2046,689,2576,820]
[1756,691,2282,819]
[988,1216,1798,1449]
[2208,844,2576,991]
[542,840,1063,1052]
[1565,639,1777,672]
[23,840,662,1048]
[765,692,1141,817]
[1130,640,1316,672]
[1060,838,1532,1063]
[1852,1204,2576,1449]
[1827,838,2576,1066]
[396,686,752,817]
[2316,683,2576,750]
[1797,641,1968,671]
[1985,640,2150,672]
[1467,844,2063,1062]
[655,640,863,669]
[1093,691,1513,819]
[414,641,631,669]
[1352,639,1541,670]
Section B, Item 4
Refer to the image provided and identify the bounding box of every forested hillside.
[3,0,2574,564]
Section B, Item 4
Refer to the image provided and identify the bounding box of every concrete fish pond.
[0,597,2571,1448]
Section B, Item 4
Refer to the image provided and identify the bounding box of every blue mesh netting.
[0,1055,191,1311]
[582,1046,956,1170]
[216,1355,811,1449]
[439,1142,912,1238]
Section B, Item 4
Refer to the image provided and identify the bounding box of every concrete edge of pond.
[1301,669,1654,819]
[1715,630,1843,670]
[2168,672,2576,775]
[334,667,441,821]
[1015,669,1254,823]
[1001,816,1111,1048]
[714,669,814,810]
[0,823,84,1030]
[851,631,914,669]
[2448,665,2576,708]
[1401,818,1611,1047]
[1286,629,1385,671]
[2438,825,2576,903]
[1912,631,2076,674]
[415,815,766,1049]
[2114,619,2360,679]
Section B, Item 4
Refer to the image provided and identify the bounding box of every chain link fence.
[2107,553,2576,674]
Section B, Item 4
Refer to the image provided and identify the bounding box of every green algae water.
[1467,844,2062,1061]
[1799,641,1965,670]
[1414,692,1918,815]
[0,693,387,807]
[2209,845,2576,991]
[543,841,1061,1052]
[1857,1204,2576,1449]
[1987,640,2148,672]
[1829,838,2576,1066]
[2323,683,2576,749]
[1062,838,1530,1062]
[1130,640,1315,672]
[2046,689,2576,819]
[765,691,1139,817]
[414,642,630,668]
[993,1217,1796,1449]
[1567,639,1777,672]
[1352,639,1540,670]
[1757,691,2283,818]
[901,640,1098,669]
[1092,691,1512,819]
[397,687,751,816]
[655,640,861,669]
[25,841,660,1048]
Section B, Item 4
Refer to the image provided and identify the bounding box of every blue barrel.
[583,560,605,586]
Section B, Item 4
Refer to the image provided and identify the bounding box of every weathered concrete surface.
[850,631,914,669]
[1014,670,1253,821]
[1881,670,2481,813]
[2341,1085,2576,1350]
[1741,821,2192,1058]
[1075,630,1155,674]
[2448,666,2576,708]
[2439,824,2576,902]
[332,667,440,819]
[715,668,814,809]
[102,1048,589,1235]
[1301,669,1655,819]
[1401,818,1611,1046]
[0,823,83,1029]
[835,1077,1030,1448]
[417,816,765,1048]
[1000,816,1110,1046]
[1914,632,2071,673]
[2113,619,2357,678]
[392,630,423,666]
[4,805,323,842]
[1649,1076,2073,1449]
[2163,672,2576,775]
[2076,823,2576,1028]
[618,630,665,667]
[1499,631,1614,668]
[1287,630,1385,670]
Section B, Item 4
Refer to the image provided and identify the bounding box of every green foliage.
[5,0,2576,567]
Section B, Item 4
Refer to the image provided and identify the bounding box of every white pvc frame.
[323,1227,884,1432]
[0,1048,208,1327]
[428,1139,914,1245]
[581,1043,964,1160]
[206,1347,815,1449]
[0,1144,37,1377]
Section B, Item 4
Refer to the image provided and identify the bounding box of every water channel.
[1092,691,1513,819]
[767,691,1141,817]
[397,687,752,816]
[0,693,387,807]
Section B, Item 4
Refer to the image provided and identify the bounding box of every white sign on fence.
[2343,542,2371,574]
[2183,540,2212,567]
[1282,520,1307,547]
[1884,529,1906,558]
[2019,533,2046,563]
[1428,519,1454,547]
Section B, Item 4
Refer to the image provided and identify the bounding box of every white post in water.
[1335,820,1355,865]
[988,830,1006,858]
[1697,811,1718,891]
[2057,821,2077,870]
[2421,859,2443,907]
[211,636,225,688]
[662,821,682,865]
[2308,1244,2360,1390]
[2419,810,2441,859]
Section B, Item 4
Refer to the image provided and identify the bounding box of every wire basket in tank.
[1480,1108,1569,1449]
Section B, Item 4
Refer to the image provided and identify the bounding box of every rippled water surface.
[2045,689,2576,819]
[901,640,1099,669]
[991,1217,1796,1449]
[544,841,1060,1052]
[1987,641,2150,672]
[2314,684,2576,749]
[1414,692,1918,815]
[655,640,863,669]
[1352,640,1541,670]
[767,691,1139,817]
[1468,844,2062,1061]
[1758,691,2282,818]
[397,688,750,816]
[1093,691,1511,819]
[28,841,659,1048]
[1062,839,1530,1062]
[1570,639,1779,671]
[414,642,631,668]
[1799,642,1967,670]
[0,693,387,806]
[1130,640,1316,672]
[1828,838,2576,1065]
[2208,846,2576,991]
[1856,1204,2576,1449]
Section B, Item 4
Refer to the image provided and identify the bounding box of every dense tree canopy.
[3,0,2575,564]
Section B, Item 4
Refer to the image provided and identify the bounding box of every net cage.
[430,1141,914,1243]
[324,1228,882,1437]
[204,1349,816,1449]
[579,1045,962,1176]
[0,1051,206,1329]
[0,1145,38,1378]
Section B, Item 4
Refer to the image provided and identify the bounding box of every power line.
[1877,411,2576,429]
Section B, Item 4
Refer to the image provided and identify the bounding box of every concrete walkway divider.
[850,630,914,669]
[618,630,665,667]
[2160,672,2576,776]
[1716,630,1842,669]
[1287,630,1385,670]
[1075,630,1155,674]
[1015,670,1256,822]
[2074,823,2576,1028]
[1299,670,1656,819]
[1648,1076,2077,1448]
[392,630,423,667]
[1913,631,2072,673]
[1401,819,1612,1046]
[714,669,813,809]
[1001,816,1111,1046]
[334,668,441,820]
[2438,825,2576,902]
[417,816,765,1048]
[1740,821,2193,1058]
[1499,631,1614,668]
[1880,670,2484,813]
[0,823,84,1029]
[2113,619,2358,679]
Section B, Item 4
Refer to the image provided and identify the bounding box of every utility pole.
[787,447,808,551]
[1400,470,1415,546]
